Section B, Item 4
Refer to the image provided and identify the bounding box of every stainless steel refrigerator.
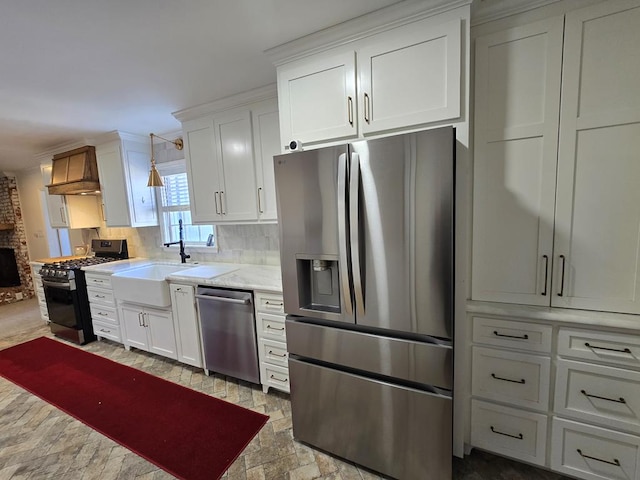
[274,126,454,479]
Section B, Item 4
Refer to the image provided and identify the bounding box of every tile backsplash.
[82,223,280,266]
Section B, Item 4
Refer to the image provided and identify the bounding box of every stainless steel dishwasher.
[195,286,260,384]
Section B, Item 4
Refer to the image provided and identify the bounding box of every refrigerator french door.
[274,126,455,479]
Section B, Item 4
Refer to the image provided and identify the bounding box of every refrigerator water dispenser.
[297,258,340,313]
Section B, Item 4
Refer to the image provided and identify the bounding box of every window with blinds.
[156,161,215,247]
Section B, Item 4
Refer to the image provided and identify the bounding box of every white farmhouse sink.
[111,264,195,307]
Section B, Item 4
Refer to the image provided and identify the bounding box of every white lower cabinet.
[469,312,640,479]
[471,400,547,466]
[470,315,553,467]
[551,418,640,480]
[169,284,202,368]
[30,262,49,323]
[120,303,177,360]
[254,291,289,393]
[86,272,122,343]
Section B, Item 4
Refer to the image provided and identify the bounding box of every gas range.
[39,239,128,345]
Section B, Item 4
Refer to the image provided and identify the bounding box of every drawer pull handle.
[268,350,287,358]
[585,342,632,354]
[95,295,106,299]
[493,331,529,340]
[100,329,109,333]
[541,254,549,296]
[266,325,285,331]
[98,312,108,316]
[491,373,525,384]
[581,389,626,404]
[576,449,620,467]
[490,426,523,440]
[270,374,288,383]
[265,301,283,306]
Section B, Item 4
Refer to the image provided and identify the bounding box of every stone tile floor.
[0,301,572,479]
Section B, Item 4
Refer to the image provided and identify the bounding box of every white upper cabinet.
[95,133,158,228]
[40,163,101,229]
[177,86,280,225]
[251,98,281,221]
[278,51,357,147]
[358,18,460,136]
[472,0,640,315]
[472,17,563,306]
[553,0,640,313]
[274,6,466,150]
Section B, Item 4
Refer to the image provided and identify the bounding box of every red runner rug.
[0,337,268,480]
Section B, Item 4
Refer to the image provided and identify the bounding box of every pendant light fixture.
[147,133,184,187]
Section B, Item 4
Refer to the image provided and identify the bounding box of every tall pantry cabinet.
[469,0,640,477]
[472,0,640,315]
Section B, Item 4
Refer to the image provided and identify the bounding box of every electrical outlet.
[15,292,23,300]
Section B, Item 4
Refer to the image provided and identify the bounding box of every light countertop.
[82,259,282,293]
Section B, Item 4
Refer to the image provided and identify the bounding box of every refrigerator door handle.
[349,152,365,316]
[337,153,353,316]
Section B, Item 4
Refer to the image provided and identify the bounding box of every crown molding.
[470,0,562,26]
[265,0,472,66]
[173,84,277,123]
[33,139,92,161]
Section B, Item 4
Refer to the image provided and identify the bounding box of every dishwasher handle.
[195,294,251,305]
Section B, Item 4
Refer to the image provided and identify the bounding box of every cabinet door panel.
[125,148,157,227]
[554,0,640,314]
[183,117,221,223]
[96,143,131,227]
[252,101,280,221]
[170,284,202,367]
[278,51,357,147]
[359,18,460,135]
[472,18,563,305]
[146,309,177,360]
[214,109,257,222]
[41,164,69,228]
[121,306,147,350]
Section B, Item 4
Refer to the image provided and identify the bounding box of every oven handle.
[42,279,72,290]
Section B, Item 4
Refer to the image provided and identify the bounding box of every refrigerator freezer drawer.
[289,358,452,480]
[286,319,452,389]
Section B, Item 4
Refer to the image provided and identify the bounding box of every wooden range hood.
[47,146,101,195]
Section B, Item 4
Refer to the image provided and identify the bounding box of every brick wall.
[0,175,34,305]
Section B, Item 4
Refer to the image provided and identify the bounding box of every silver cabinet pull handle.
[95,295,105,299]
[542,255,549,296]
[585,342,632,354]
[558,254,566,296]
[493,331,529,340]
[97,312,108,316]
[491,373,525,384]
[257,187,263,213]
[270,374,288,383]
[363,92,370,123]
[60,207,66,224]
[490,426,523,440]
[580,389,626,404]
[214,192,220,214]
[138,312,143,327]
[143,312,148,327]
[265,301,283,307]
[347,96,354,126]
[220,191,226,215]
[268,350,287,358]
[576,449,620,467]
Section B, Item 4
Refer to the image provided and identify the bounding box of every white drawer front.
[259,338,289,368]
[93,321,122,343]
[87,287,115,307]
[85,274,113,289]
[90,304,118,326]
[555,359,640,435]
[551,417,640,480]
[258,313,287,342]
[472,346,550,411]
[558,328,640,369]
[471,399,547,466]
[255,291,285,314]
[472,316,552,353]
[262,363,290,393]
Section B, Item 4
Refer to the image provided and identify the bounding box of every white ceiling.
[0,0,405,173]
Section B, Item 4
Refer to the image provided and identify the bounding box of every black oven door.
[42,279,81,329]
